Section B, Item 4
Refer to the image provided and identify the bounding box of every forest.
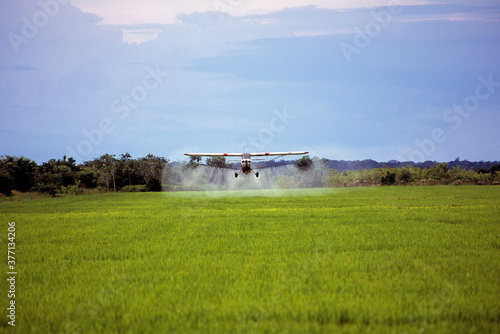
[0,154,499,197]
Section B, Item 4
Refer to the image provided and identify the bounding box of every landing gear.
[255,172,259,178]
[235,172,238,178]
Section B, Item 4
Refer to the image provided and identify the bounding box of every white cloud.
[72,0,434,25]
[71,0,178,25]
[396,10,500,23]
[292,29,356,37]
[121,29,162,45]
[71,0,435,43]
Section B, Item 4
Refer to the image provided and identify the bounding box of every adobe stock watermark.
[7,0,70,54]
[406,74,499,162]
[237,107,297,153]
[340,1,402,63]
[66,65,168,161]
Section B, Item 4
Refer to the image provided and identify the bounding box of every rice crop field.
[1,186,499,333]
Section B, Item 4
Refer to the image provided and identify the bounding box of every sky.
[1,0,499,164]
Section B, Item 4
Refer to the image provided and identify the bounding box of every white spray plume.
[162,160,328,198]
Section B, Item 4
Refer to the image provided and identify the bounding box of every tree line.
[0,154,499,197]
[272,157,500,189]
[0,154,167,196]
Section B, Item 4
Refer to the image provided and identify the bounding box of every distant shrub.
[399,170,412,184]
[60,185,85,196]
[428,163,450,180]
[0,171,16,196]
[31,183,58,197]
[146,179,163,192]
[0,170,15,196]
[120,185,147,192]
[381,171,396,186]
[295,155,314,171]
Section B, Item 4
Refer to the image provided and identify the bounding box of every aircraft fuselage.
[240,153,252,175]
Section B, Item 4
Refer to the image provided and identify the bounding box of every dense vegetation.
[0,154,499,197]
[0,154,166,197]
[1,187,499,332]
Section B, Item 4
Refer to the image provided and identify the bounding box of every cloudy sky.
[1,0,499,163]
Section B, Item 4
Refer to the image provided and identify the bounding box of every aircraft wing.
[250,151,308,157]
[184,151,308,157]
[184,153,243,157]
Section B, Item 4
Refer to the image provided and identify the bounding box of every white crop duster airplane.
[185,151,308,178]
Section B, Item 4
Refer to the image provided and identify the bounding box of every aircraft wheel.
[256,172,259,178]
[235,172,238,178]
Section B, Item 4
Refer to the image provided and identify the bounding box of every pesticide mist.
[161,160,328,219]
[162,161,327,195]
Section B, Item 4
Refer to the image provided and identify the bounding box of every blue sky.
[1,0,499,163]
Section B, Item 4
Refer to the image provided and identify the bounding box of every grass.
[0,186,499,333]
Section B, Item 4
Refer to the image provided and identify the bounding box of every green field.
[1,186,499,333]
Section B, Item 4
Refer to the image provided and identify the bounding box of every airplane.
[184,151,309,178]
